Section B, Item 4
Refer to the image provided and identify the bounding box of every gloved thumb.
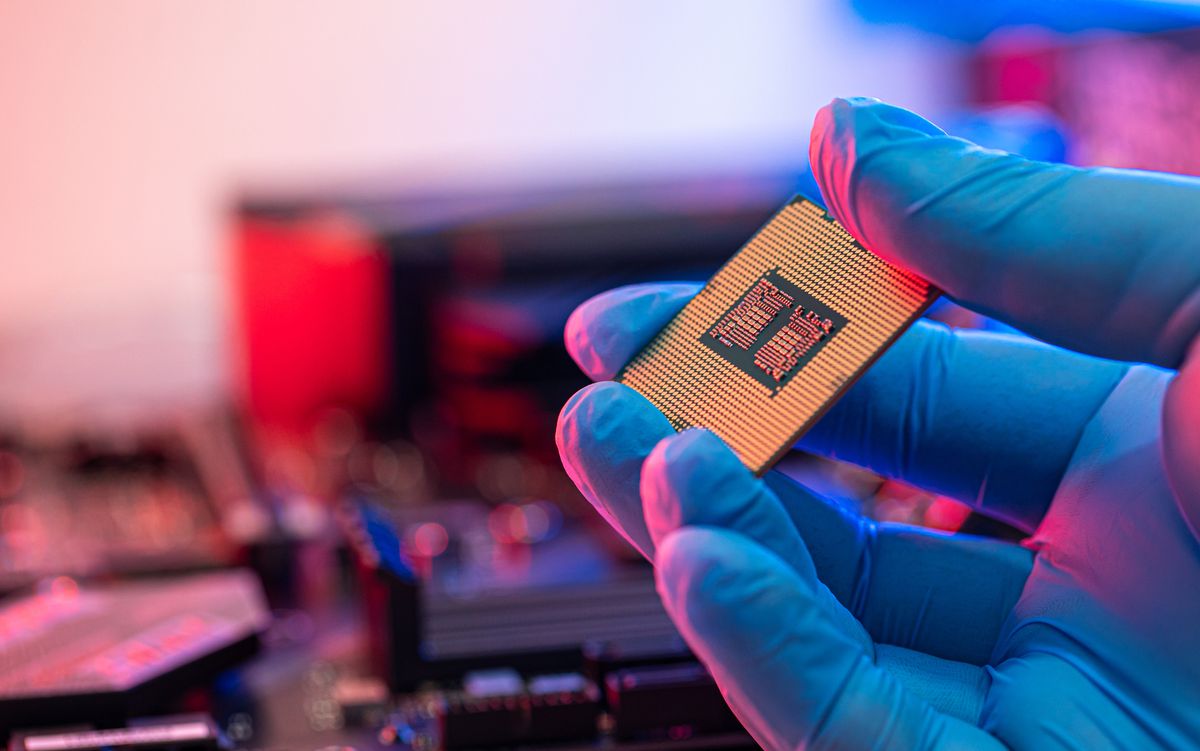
[654,526,1001,750]
[810,96,1200,544]
[810,96,1200,370]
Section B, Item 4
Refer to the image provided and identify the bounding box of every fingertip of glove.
[813,97,943,150]
[564,295,615,381]
[556,381,638,452]
[810,98,946,212]
[644,428,733,484]
[655,526,805,636]
[565,283,703,382]
[642,428,734,510]
[556,381,674,483]
[654,526,739,613]
[810,97,881,163]
[642,429,770,548]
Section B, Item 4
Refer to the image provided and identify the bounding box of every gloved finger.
[1165,351,1200,541]
[874,644,992,727]
[565,282,700,380]
[565,279,1128,532]
[640,428,873,653]
[769,469,1032,666]
[656,526,1005,750]
[556,381,673,558]
[800,319,1129,533]
[643,428,1031,666]
[644,435,998,721]
[810,96,1200,369]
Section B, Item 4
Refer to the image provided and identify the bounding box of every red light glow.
[409,522,449,558]
[49,576,79,600]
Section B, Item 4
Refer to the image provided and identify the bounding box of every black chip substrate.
[701,269,847,393]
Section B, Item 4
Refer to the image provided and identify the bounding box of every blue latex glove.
[556,98,1200,750]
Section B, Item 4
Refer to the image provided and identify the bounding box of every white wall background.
[0,1,963,428]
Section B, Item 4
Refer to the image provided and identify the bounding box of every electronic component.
[524,673,601,744]
[581,635,692,692]
[8,715,223,751]
[605,663,745,741]
[0,571,269,734]
[618,195,938,474]
[331,675,390,728]
[440,669,525,749]
[342,499,680,691]
[313,658,760,751]
[428,669,600,749]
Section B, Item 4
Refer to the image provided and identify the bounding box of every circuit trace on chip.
[616,195,938,475]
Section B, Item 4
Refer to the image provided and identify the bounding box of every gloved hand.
[556,98,1200,750]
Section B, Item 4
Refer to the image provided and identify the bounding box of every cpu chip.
[616,195,938,475]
